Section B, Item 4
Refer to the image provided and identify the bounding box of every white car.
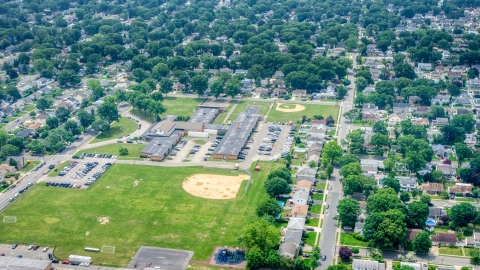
[80,262,90,267]
[28,245,34,250]
[42,247,49,252]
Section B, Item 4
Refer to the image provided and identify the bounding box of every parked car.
[43,247,49,252]
[12,243,18,249]
[322,255,326,261]
[28,245,33,250]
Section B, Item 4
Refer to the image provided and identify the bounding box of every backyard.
[0,162,280,266]
[90,117,138,144]
[439,247,464,256]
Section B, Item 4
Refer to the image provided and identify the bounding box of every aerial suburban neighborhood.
[1,0,480,269]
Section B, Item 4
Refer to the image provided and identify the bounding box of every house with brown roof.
[272,88,288,96]
[296,180,312,192]
[362,103,380,122]
[421,182,444,195]
[411,117,429,126]
[431,232,459,246]
[448,183,473,196]
[290,204,309,218]
[407,229,422,242]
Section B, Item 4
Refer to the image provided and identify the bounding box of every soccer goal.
[3,216,17,223]
[101,246,115,254]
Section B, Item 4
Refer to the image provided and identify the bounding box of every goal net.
[3,216,17,223]
[101,246,115,254]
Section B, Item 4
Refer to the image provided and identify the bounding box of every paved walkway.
[221,101,238,124]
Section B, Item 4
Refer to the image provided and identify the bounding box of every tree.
[119,148,129,156]
[28,140,45,154]
[245,247,265,269]
[226,79,241,98]
[355,77,368,92]
[343,109,358,122]
[394,63,417,80]
[321,141,343,166]
[264,177,291,198]
[8,137,24,150]
[339,247,352,261]
[340,162,362,178]
[337,198,361,228]
[87,79,104,101]
[441,124,466,145]
[78,109,95,128]
[57,69,80,86]
[343,174,377,197]
[455,142,472,167]
[91,119,110,133]
[256,198,282,217]
[64,120,81,136]
[8,157,17,167]
[210,80,224,99]
[351,247,359,255]
[366,188,404,214]
[337,85,348,100]
[97,102,119,123]
[46,117,59,129]
[382,176,401,193]
[451,114,476,133]
[364,209,407,250]
[160,78,173,97]
[449,203,478,228]
[413,231,432,254]
[264,250,280,268]
[152,63,170,80]
[373,121,388,135]
[400,191,411,202]
[407,201,429,228]
[190,75,208,96]
[36,97,53,111]
[370,133,390,156]
[340,154,360,166]
[370,248,383,262]
[447,84,460,96]
[470,249,480,266]
[239,220,279,251]
[267,167,291,181]
[0,144,20,157]
[55,107,71,123]
[420,194,431,205]
[326,164,334,179]
[346,130,364,154]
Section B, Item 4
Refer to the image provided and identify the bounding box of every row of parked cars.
[74,153,119,159]
[57,161,79,176]
[85,163,112,186]
[169,139,188,157]
[8,182,33,202]
[46,182,81,188]
[33,161,47,171]
[280,125,297,158]
[71,161,98,179]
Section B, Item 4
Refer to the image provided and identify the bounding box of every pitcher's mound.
[183,174,249,199]
[276,103,305,112]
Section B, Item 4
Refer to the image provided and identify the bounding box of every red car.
[76,185,82,188]
[62,261,70,264]
[32,245,40,250]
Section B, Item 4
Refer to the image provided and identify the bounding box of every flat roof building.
[189,107,219,124]
[213,105,261,160]
[140,132,182,161]
[142,120,204,141]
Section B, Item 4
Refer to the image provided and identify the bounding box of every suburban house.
[352,259,386,270]
[421,182,444,195]
[291,189,310,205]
[296,168,316,184]
[396,176,418,191]
[431,232,460,246]
[290,204,309,218]
[292,90,307,98]
[432,117,449,128]
[287,217,305,231]
[401,262,427,270]
[411,117,429,126]
[431,94,451,105]
[392,103,410,113]
[448,183,473,196]
[437,163,454,176]
[417,63,432,70]
[273,70,285,79]
[388,113,408,125]
[431,145,446,157]
[407,229,422,242]
[467,78,480,88]
[362,103,380,122]
[429,207,447,220]
[279,242,298,258]
[282,229,303,245]
[295,180,312,193]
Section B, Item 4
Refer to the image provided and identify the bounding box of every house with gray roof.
[396,176,417,191]
[283,229,303,245]
[279,242,298,258]
[287,217,305,231]
[295,167,316,184]
[292,189,310,205]
[352,259,386,270]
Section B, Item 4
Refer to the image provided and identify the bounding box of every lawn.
[309,204,322,214]
[313,193,324,201]
[315,182,326,190]
[20,160,41,172]
[24,105,36,111]
[131,97,204,123]
[90,117,138,144]
[228,100,271,121]
[307,218,320,227]
[268,104,339,124]
[456,197,476,202]
[47,160,72,177]
[305,232,317,246]
[439,247,464,256]
[74,144,145,160]
[340,233,369,247]
[0,162,281,266]
[212,102,235,125]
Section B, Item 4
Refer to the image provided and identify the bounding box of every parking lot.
[0,244,51,261]
[43,159,114,189]
[127,246,193,269]
[248,121,293,162]
[163,138,217,163]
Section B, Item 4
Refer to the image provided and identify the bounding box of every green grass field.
[439,247,464,256]
[312,194,324,201]
[305,232,317,246]
[340,233,369,247]
[90,118,138,144]
[0,162,280,266]
[75,144,145,160]
[131,97,204,123]
[308,204,322,214]
[268,104,339,123]
[48,160,72,177]
[212,102,235,125]
[228,100,272,121]
[21,160,41,172]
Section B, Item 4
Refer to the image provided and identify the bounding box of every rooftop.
[0,256,52,270]
[140,132,181,158]
[189,107,219,124]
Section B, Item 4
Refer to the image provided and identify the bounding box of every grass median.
[90,117,138,144]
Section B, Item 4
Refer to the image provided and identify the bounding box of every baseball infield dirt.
[276,103,305,112]
[182,174,249,199]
